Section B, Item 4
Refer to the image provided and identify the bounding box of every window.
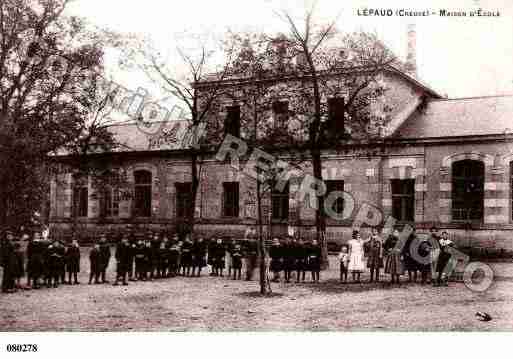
[272,183,289,220]
[452,160,484,221]
[101,187,120,217]
[391,179,415,222]
[272,101,289,130]
[327,97,345,133]
[175,182,193,218]
[134,170,152,217]
[324,180,345,216]
[73,185,88,218]
[223,182,239,217]
[224,105,241,137]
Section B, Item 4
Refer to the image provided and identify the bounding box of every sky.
[67,0,513,99]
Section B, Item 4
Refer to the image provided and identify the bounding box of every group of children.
[2,226,456,294]
[0,231,82,292]
[336,226,456,286]
[103,234,262,285]
[268,237,323,283]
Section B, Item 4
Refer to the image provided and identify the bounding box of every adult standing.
[365,227,384,283]
[383,229,404,284]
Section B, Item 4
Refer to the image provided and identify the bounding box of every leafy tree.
[0,0,111,233]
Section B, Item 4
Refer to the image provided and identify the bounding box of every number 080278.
[6,344,38,352]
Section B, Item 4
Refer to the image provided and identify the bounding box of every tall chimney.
[405,24,417,77]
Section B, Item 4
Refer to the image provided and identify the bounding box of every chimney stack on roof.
[405,24,417,78]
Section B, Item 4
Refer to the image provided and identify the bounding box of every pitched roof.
[108,120,190,152]
[393,95,513,139]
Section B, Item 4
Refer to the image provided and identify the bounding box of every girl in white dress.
[348,230,365,282]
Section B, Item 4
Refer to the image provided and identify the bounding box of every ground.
[1,251,512,331]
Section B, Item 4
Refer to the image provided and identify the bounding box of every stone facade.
[48,67,513,251]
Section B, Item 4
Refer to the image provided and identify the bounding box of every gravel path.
[1,252,511,331]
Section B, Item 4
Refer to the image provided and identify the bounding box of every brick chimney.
[405,24,417,77]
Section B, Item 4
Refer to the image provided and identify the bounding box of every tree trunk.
[256,178,268,295]
[188,150,200,238]
[311,148,328,268]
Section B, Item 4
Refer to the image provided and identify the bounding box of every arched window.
[134,170,152,217]
[452,159,484,221]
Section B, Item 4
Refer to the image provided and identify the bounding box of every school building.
[48,30,513,252]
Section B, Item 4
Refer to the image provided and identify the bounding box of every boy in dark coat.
[168,243,180,277]
[402,229,418,283]
[157,241,168,278]
[46,241,61,288]
[181,236,193,277]
[213,238,225,277]
[1,232,17,293]
[88,244,101,284]
[231,244,243,280]
[282,237,295,283]
[295,239,308,283]
[269,238,283,282]
[113,237,130,286]
[99,235,111,283]
[55,241,66,284]
[244,240,258,281]
[28,233,45,289]
[143,240,152,280]
[13,241,25,290]
[66,239,81,285]
[128,238,137,281]
[192,237,207,277]
[149,234,161,279]
[365,227,384,283]
[134,240,146,281]
[308,240,322,283]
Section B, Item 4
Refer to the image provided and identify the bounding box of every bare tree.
[276,4,396,265]
[121,31,236,238]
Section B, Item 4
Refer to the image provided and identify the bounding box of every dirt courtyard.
[1,252,512,331]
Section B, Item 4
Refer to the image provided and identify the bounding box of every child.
[66,239,81,285]
[213,238,225,277]
[338,245,349,283]
[308,239,321,283]
[13,242,25,290]
[88,243,101,285]
[348,230,365,283]
[231,244,243,280]
[168,244,180,277]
